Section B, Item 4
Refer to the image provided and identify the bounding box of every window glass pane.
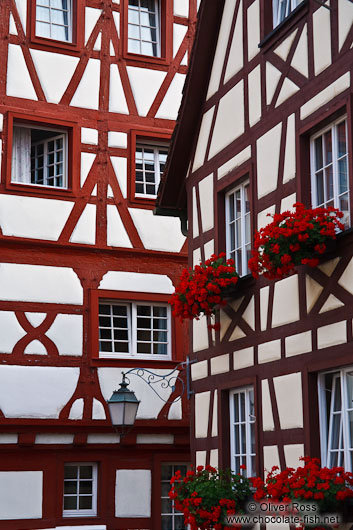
[324,130,332,165]
[79,481,93,494]
[337,121,347,157]
[36,21,51,37]
[64,496,77,510]
[325,165,334,201]
[79,496,92,509]
[64,481,77,494]
[161,465,173,480]
[315,137,323,171]
[36,6,50,21]
[339,157,348,193]
[128,38,140,53]
[316,170,324,205]
[137,342,151,353]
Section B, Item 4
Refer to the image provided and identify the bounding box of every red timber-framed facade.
[0,0,197,528]
[158,0,353,487]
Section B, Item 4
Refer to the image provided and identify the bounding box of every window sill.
[259,0,308,52]
[30,35,82,55]
[91,357,181,369]
[124,51,169,67]
[6,182,76,198]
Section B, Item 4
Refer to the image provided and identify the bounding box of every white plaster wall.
[274,372,303,429]
[193,247,201,267]
[195,450,207,467]
[69,399,84,420]
[258,339,281,364]
[85,7,102,44]
[136,434,174,444]
[0,263,82,304]
[109,64,129,114]
[248,65,261,126]
[110,156,127,197]
[283,113,296,183]
[206,0,235,99]
[338,0,353,50]
[193,317,209,352]
[168,398,182,420]
[87,434,119,444]
[198,174,214,232]
[195,391,210,438]
[81,127,98,145]
[209,81,245,160]
[45,314,83,356]
[263,446,280,475]
[291,25,308,77]
[233,346,254,370]
[107,205,132,248]
[70,58,100,110]
[317,321,347,349]
[129,208,185,252]
[257,123,282,198]
[30,49,79,103]
[92,398,106,420]
[211,390,218,437]
[191,360,208,381]
[0,195,73,241]
[218,146,251,180]
[81,152,96,187]
[284,444,304,468]
[0,311,26,353]
[24,339,47,355]
[0,471,42,520]
[224,0,243,83]
[192,107,215,172]
[115,470,151,517]
[210,449,219,468]
[276,78,299,107]
[319,294,343,313]
[35,434,74,444]
[108,132,127,148]
[210,354,229,375]
[9,13,17,35]
[274,29,297,61]
[300,73,350,120]
[313,5,332,76]
[306,275,323,312]
[266,62,282,105]
[285,330,312,357]
[156,73,185,120]
[127,67,166,116]
[14,0,27,33]
[261,379,275,431]
[260,285,270,330]
[247,0,260,61]
[192,187,199,237]
[338,257,353,294]
[98,368,174,419]
[99,271,174,293]
[0,365,79,418]
[272,275,300,327]
[70,204,96,245]
[173,0,188,17]
[6,44,37,100]
[204,240,214,261]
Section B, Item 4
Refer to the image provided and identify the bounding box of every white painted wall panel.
[70,58,100,110]
[266,62,282,105]
[155,73,186,120]
[0,311,26,353]
[81,152,96,186]
[85,7,102,44]
[0,434,18,444]
[24,340,47,355]
[339,0,353,50]
[46,314,83,356]
[129,208,185,252]
[248,65,261,126]
[224,0,243,83]
[313,5,332,76]
[218,146,251,179]
[0,471,42,520]
[193,316,209,352]
[7,44,37,100]
[0,366,79,418]
[35,434,74,444]
[115,470,151,517]
[173,23,187,58]
[110,156,127,197]
[272,275,300,327]
[198,174,214,232]
[99,271,174,293]
[127,67,166,116]
[9,13,17,35]
[256,123,282,198]
[195,391,210,438]
[247,0,260,61]
[70,204,96,245]
[192,107,215,172]
[274,373,304,429]
[300,73,350,119]
[283,113,296,183]
[69,399,84,420]
[30,49,79,103]
[209,81,244,159]
[81,127,99,145]
[291,26,308,77]
[168,398,182,420]
[173,0,188,17]
[109,64,129,114]
[0,195,73,241]
[92,398,106,420]
[106,205,132,248]
[276,78,299,107]
[274,29,298,61]
[0,263,83,304]
[14,0,27,33]
[108,132,127,148]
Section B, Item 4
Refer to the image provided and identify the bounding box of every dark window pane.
[64,481,77,494]
[64,496,77,510]
[79,496,92,509]
[64,466,77,479]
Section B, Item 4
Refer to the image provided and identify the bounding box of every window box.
[128,130,171,206]
[63,463,98,518]
[29,0,84,52]
[121,0,173,65]
[4,112,79,196]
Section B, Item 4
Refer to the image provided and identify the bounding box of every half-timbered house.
[0,0,196,528]
[158,0,353,485]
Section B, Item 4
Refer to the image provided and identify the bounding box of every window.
[35,0,72,42]
[161,464,188,530]
[128,0,160,57]
[273,0,303,27]
[225,182,251,277]
[311,117,349,228]
[63,463,98,517]
[11,124,68,188]
[318,367,353,472]
[98,301,171,359]
[229,387,256,477]
[135,143,168,197]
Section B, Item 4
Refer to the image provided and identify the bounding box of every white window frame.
[63,462,98,518]
[229,386,256,478]
[35,0,73,43]
[161,463,189,530]
[273,0,303,28]
[225,181,251,277]
[310,116,350,227]
[11,123,68,189]
[128,0,161,57]
[135,141,168,198]
[318,366,353,472]
[98,300,171,360]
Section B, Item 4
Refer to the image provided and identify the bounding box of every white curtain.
[11,127,31,183]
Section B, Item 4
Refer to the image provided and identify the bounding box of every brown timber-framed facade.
[157,0,353,479]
